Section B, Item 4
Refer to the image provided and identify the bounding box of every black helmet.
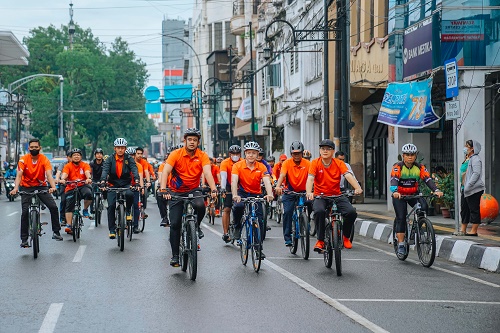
[70,148,82,156]
[66,150,72,157]
[258,147,264,156]
[290,141,304,153]
[228,145,241,154]
[183,127,201,139]
[94,148,103,155]
[266,155,275,162]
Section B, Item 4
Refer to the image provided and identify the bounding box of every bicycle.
[284,191,310,260]
[92,183,104,227]
[106,186,135,251]
[317,191,353,276]
[65,180,87,242]
[19,190,50,259]
[392,194,436,267]
[238,197,266,272]
[137,187,147,232]
[168,192,208,281]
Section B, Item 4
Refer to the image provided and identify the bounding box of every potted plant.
[437,173,455,218]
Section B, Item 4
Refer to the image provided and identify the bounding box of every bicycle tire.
[229,219,235,245]
[416,217,436,267]
[309,213,317,236]
[72,214,78,242]
[251,218,262,272]
[94,196,100,227]
[139,206,146,232]
[333,218,342,276]
[290,215,298,255]
[76,216,82,239]
[30,210,39,259]
[324,219,333,268]
[277,200,283,224]
[127,219,133,242]
[240,217,249,265]
[118,204,125,251]
[349,219,355,243]
[299,212,310,260]
[210,206,215,225]
[180,219,188,272]
[392,218,409,261]
[187,219,198,280]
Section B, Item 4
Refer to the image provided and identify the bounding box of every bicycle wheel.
[127,219,133,241]
[251,218,262,272]
[180,219,188,272]
[290,216,298,255]
[333,218,342,276]
[30,210,39,259]
[240,218,249,265]
[299,212,310,260]
[210,206,215,225]
[94,196,100,227]
[72,214,78,242]
[187,219,198,280]
[324,219,333,268]
[139,205,146,232]
[416,218,436,267]
[76,216,82,239]
[118,205,125,251]
[392,219,409,261]
[277,200,282,224]
[309,213,316,236]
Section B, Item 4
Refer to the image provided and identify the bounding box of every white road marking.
[8,211,19,216]
[203,222,389,333]
[335,299,500,305]
[39,303,63,333]
[72,245,87,263]
[264,260,389,333]
[357,242,500,288]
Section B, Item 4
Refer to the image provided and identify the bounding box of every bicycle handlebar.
[398,194,435,200]
[315,190,354,199]
[18,190,50,195]
[239,197,267,203]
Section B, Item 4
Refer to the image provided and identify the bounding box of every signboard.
[444,58,459,98]
[145,102,161,114]
[441,20,484,42]
[377,78,440,128]
[445,100,461,120]
[144,86,160,101]
[235,97,252,121]
[403,17,433,81]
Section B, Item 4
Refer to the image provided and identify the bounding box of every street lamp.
[227,45,235,145]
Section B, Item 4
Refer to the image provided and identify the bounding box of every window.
[209,24,213,53]
[225,22,236,49]
[290,50,295,75]
[268,63,281,87]
[214,22,223,50]
[261,69,268,100]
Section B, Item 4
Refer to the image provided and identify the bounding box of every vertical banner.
[403,17,433,81]
[377,78,440,128]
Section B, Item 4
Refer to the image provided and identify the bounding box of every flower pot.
[441,207,451,218]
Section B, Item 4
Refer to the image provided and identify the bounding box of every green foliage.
[437,173,455,208]
[0,24,156,156]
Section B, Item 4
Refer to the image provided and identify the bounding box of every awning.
[0,31,29,66]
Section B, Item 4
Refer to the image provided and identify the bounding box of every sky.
[0,0,193,88]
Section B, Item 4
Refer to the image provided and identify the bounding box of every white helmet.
[243,141,260,152]
[125,147,136,155]
[114,138,127,147]
[401,143,418,154]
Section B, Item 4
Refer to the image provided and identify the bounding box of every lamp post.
[249,22,256,142]
[227,45,234,145]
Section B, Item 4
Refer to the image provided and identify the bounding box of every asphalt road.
[0,194,499,333]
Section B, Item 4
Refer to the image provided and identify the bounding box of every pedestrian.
[459,139,485,236]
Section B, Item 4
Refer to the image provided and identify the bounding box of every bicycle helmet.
[266,155,275,162]
[401,143,418,154]
[70,148,82,156]
[66,150,72,157]
[243,141,260,152]
[303,150,312,159]
[183,127,201,139]
[125,147,136,155]
[216,157,223,163]
[94,148,104,155]
[114,138,128,147]
[290,141,304,153]
[229,145,241,154]
[258,147,264,156]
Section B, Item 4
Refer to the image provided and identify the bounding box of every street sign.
[445,100,460,120]
[444,58,458,98]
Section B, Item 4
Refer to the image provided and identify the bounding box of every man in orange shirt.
[60,148,93,233]
[160,128,217,267]
[219,145,242,242]
[202,157,221,215]
[100,138,141,239]
[127,147,145,234]
[273,154,287,180]
[157,154,170,227]
[305,139,362,252]
[10,138,63,247]
[134,147,151,210]
[231,141,274,259]
[275,141,311,246]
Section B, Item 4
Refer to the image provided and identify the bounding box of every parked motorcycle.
[4,177,17,202]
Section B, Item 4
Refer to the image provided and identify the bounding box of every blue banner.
[377,78,440,128]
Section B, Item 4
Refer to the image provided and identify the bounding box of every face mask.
[9,166,14,170]
[231,155,240,162]
[30,149,40,156]
[463,147,469,155]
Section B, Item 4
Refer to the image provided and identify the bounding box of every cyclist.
[232,141,274,259]
[272,154,287,180]
[219,145,243,242]
[10,138,63,246]
[257,148,273,175]
[159,128,217,267]
[126,147,145,234]
[59,148,93,233]
[216,157,223,168]
[202,157,221,215]
[266,155,276,168]
[100,138,141,239]
[55,151,72,224]
[157,154,170,227]
[391,143,443,256]
[134,147,151,210]
[275,141,311,247]
[89,148,105,216]
[303,150,312,161]
[305,139,362,252]
[335,151,358,203]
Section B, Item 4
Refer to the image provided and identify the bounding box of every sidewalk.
[352,198,500,273]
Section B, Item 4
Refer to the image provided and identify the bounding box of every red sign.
[164,69,183,77]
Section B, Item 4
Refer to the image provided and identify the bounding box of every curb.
[355,219,500,273]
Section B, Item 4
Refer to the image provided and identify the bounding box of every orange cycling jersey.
[18,153,52,187]
[166,147,211,192]
[62,161,91,192]
[232,160,269,194]
[309,158,349,196]
[131,162,143,186]
[281,158,310,192]
[204,164,220,185]
[390,162,437,195]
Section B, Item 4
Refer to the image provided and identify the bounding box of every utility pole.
[249,22,256,142]
[228,45,234,145]
[324,0,331,140]
[69,1,75,50]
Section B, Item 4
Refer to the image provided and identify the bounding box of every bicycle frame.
[19,190,49,258]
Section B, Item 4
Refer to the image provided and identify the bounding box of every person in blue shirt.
[4,163,17,178]
[257,148,273,176]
